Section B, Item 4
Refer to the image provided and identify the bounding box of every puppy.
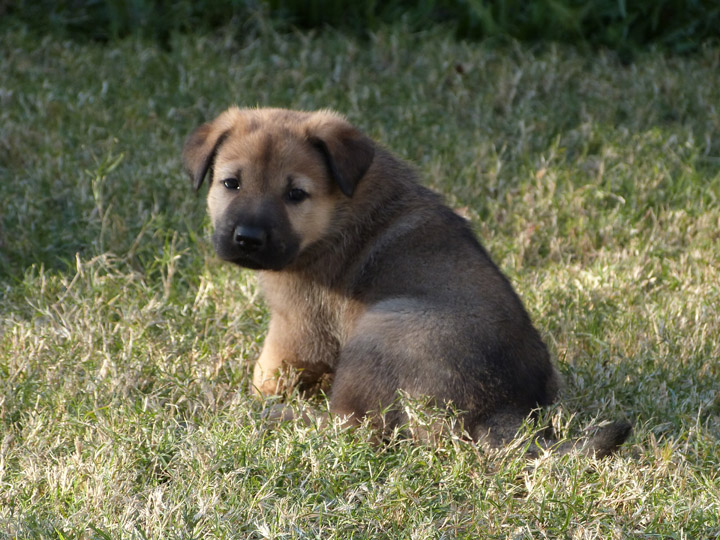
[184,107,630,456]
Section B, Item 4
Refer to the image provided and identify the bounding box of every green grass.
[1,21,720,538]
[5,0,719,52]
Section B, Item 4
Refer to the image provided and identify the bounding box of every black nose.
[233,225,267,252]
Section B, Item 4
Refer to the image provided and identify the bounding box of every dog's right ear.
[183,108,240,191]
[183,124,231,191]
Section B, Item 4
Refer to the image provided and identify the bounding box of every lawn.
[1,20,719,538]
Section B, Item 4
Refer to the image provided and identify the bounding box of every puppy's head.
[183,107,374,270]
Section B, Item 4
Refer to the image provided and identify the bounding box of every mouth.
[226,255,272,270]
[214,241,297,271]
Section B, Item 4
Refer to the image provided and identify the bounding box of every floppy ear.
[183,108,241,191]
[183,124,231,191]
[308,120,374,198]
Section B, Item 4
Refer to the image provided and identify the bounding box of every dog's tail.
[574,419,633,458]
[474,413,632,459]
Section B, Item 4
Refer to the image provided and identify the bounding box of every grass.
[1,20,720,538]
[5,0,719,52]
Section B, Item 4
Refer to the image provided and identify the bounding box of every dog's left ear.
[308,118,375,198]
[183,108,240,191]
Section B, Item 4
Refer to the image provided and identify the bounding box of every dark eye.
[287,188,309,203]
[222,177,240,190]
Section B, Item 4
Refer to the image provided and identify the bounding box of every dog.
[184,107,630,456]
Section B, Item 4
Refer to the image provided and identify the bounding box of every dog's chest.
[259,273,363,366]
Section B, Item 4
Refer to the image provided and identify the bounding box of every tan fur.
[184,107,630,456]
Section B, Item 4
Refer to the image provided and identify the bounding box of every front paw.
[251,362,289,397]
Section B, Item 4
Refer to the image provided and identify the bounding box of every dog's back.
[313,148,560,438]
